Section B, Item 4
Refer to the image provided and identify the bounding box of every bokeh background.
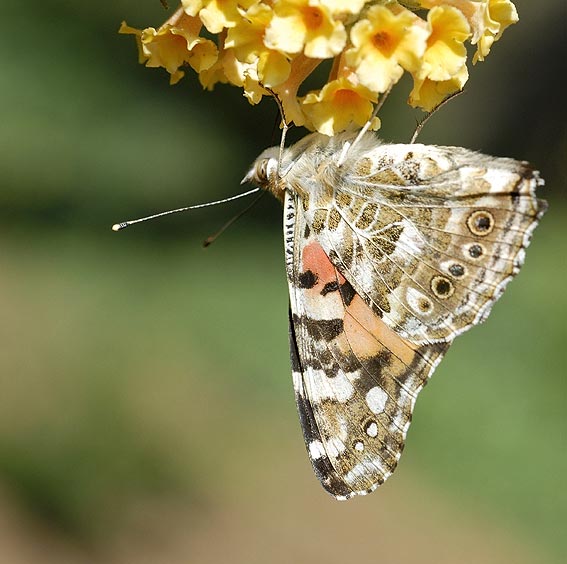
[1,1,565,562]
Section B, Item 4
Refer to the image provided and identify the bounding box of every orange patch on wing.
[303,241,346,289]
[302,242,417,366]
[343,295,416,365]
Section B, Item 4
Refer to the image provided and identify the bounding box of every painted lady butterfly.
[243,130,546,500]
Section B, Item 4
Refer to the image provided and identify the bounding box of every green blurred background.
[1,1,565,562]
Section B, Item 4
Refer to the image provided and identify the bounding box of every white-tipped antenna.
[111,187,261,231]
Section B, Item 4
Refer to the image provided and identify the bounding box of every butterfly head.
[242,146,285,201]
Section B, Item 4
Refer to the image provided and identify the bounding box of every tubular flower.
[119,11,217,85]
[409,63,468,111]
[473,0,518,62]
[419,0,518,62]
[418,6,470,81]
[186,0,259,33]
[301,77,378,135]
[264,0,347,59]
[225,3,291,88]
[121,0,519,134]
[407,4,470,109]
[345,5,428,93]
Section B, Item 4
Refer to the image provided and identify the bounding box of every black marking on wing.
[292,314,344,342]
[298,269,318,289]
[321,281,340,296]
[288,307,353,499]
[339,280,356,307]
[319,279,357,307]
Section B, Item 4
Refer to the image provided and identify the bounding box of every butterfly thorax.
[244,132,367,203]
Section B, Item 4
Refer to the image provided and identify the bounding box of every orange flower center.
[372,31,397,57]
[302,7,324,31]
[427,27,440,47]
[334,89,359,105]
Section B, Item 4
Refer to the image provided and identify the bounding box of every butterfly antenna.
[203,191,265,247]
[410,89,465,144]
[337,83,393,167]
[111,187,260,231]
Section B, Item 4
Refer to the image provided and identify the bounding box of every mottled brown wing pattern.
[285,193,448,499]
[296,137,546,343]
[243,130,546,499]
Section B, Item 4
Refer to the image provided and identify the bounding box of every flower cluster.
[120,0,518,135]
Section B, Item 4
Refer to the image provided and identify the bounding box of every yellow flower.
[264,0,347,59]
[119,10,217,85]
[121,0,520,133]
[473,0,518,62]
[199,58,228,90]
[257,50,292,88]
[225,3,273,63]
[225,3,292,88]
[321,0,369,14]
[345,4,429,93]
[407,5,470,111]
[221,50,267,103]
[301,77,378,135]
[409,64,468,111]
[418,0,518,63]
[419,6,470,82]
[181,0,206,17]
[185,0,259,34]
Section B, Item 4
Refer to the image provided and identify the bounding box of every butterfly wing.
[247,132,545,498]
[302,140,546,343]
[285,192,448,498]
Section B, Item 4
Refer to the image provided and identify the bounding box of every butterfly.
[242,130,546,500]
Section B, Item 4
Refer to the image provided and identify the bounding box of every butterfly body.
[244,131,546,499]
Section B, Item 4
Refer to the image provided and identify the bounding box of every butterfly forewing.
[285,191,449,498]
[301,139,546,344]
[245,130,546,499]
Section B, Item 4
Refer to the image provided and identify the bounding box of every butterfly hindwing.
[285,192,449,498]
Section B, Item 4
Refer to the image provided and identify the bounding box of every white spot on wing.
[306,369,356,403]
[366,386,388,414]
[366,422,378,437]
[309,440,326,460]
[394,219,424,256]
[482,168,514,193]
